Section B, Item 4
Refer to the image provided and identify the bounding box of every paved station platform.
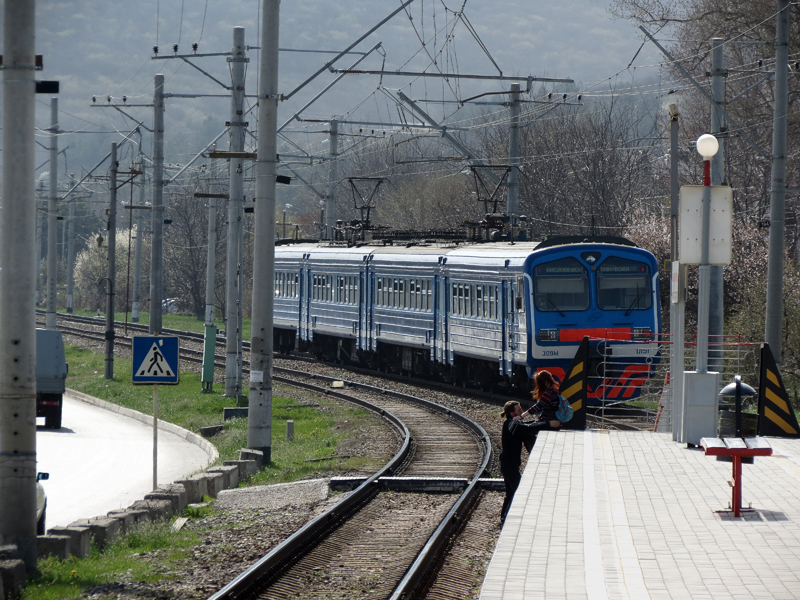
[480,430,800,600]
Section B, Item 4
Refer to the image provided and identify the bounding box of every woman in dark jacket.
[498,397,560,526]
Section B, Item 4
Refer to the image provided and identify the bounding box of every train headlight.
[538,329,559,342]
[633,327,652,341]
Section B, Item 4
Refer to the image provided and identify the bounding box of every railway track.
[43,311,507,599]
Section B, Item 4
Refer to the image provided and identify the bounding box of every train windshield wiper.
[547,297,566,317]
[624,287,643,316]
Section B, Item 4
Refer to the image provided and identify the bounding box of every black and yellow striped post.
[560,337,589,430]
[758,343,800,437]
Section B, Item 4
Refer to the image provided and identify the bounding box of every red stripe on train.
[558,328,631,342]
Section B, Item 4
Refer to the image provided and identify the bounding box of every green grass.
[62,308,251,339]
[24,520,200,600]
[65,344,388,476]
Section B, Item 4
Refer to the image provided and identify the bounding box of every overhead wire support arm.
[59,126,141,200]
[283,165,327,200]
[180,57,232,90]
[90,104,154,132]
[277,42,383,133]
[282,0,417,101]
[639,26,766,158]
[332,70,574,91]
[396,91,500,184]
[166,127,230,185]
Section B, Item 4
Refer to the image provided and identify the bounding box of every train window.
[489,285,498,319]
[597,256,652,311]
[426,279,432,311]
[465,285,472,317]
[534,257,590,312]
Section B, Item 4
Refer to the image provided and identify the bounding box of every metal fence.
[587,334,763,432]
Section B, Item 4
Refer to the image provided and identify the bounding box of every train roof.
[274,237,643,262]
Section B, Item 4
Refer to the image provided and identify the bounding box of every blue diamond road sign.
[132,336,179,385]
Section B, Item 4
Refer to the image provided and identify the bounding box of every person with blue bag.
[518,370,572,430]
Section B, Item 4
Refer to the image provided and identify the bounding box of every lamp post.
[695,134,719,373]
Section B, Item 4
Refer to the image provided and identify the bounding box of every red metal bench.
[700,437,773,517]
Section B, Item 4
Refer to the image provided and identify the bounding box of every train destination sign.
[132,336,179,385]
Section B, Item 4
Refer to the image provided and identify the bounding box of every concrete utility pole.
[150,74,165,334]
[0,0,38,571]
[66,174,77,313]
[765,0,791,362]
[709,38,726,372]
[248,0,280,461]
[34,180,43,304]
[668,103,686,439]
[325,119,338,239]
[105,143,118,379]
[203,195,218,392]
[224,27,247,399]
[506,82,521,228]
[132,155,146,323]
[46,97,59,329]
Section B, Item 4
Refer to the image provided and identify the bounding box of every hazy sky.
[2,0,667,178]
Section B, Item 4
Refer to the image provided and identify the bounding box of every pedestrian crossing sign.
[132,336,180,385]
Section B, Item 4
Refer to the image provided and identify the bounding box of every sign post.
[132,336,179,489]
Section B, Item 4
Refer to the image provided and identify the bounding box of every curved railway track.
[43,311,508,599]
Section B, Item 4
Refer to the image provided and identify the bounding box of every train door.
[501,279,514,377]
[299,254,311,343]
[437,259,450,365]
[359,257,369,352]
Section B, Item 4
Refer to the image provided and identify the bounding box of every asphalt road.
[37,393,213,529]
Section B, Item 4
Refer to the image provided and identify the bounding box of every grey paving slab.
[480,431,800,600]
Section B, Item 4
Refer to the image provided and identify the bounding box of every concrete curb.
[65,388,219,464]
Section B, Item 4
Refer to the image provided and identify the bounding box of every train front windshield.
[533,257,589,312]
[596,256,652,312]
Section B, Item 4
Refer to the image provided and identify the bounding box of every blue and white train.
[272,236,661,399]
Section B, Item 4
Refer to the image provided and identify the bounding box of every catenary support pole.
[224,27,247,399]
[66,174,77,313]
[0,0,38,571]
[709,38,726,372]
[248,0,280,461]
[105,143,117,379]
[35,180,43,305]
[325,119,338,239]
[507,82,521,232]
[132,154,146,323]
[765,0,790,362]
[668,104,686,439]
[202,195,217,392]
[149,74,165,334]
[46,97,59,329]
